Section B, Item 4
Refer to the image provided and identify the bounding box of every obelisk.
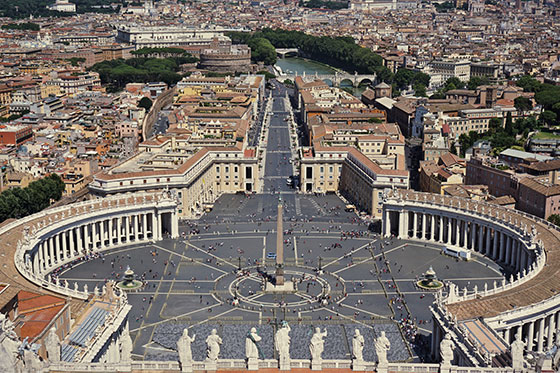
[275,198,284,286]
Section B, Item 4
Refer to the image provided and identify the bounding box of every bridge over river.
[278,71,377,88]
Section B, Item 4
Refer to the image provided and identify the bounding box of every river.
[275,57,368,98]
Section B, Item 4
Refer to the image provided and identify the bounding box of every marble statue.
[352,329,365,361]
[375,331,391,366]
[275,321,291,365]
[245,327,261,359]
[177,328,195,371]
[120,326,133,363]
[309,327,327,361]
[0,313,17,341]
[45,327,61,363]
[511,332,525,371]
[440,334,454,366]
[205,329,222,361]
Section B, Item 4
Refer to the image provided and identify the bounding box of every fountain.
[416,266,443,290]
[116,266,143,290]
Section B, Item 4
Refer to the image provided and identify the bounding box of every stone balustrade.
[13,191,179,301]
[383,189,560,357]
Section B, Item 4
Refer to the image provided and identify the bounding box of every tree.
[540,110,557,126]
[516,75,541,92]
[450,142,457,155]
[548,214,560,227]
[467,76,489,90]
[535,86,560,109]
[414,83,427,97]
[514,96,533,113]
[505,112,513,136]
[0,173,65,224]
[248,38,277,65]
[138,97,153,112]
[443,77,465,92]
[488,117,502,133]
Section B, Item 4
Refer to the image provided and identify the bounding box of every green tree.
[540,110,557,126]
[516,75,541,92]
[548,214,560,227]
[514,96,533,113]
[505,112,513,136]
[138,97,153,112]
[414,83,427,97]
[488,117,502,133]
[248,38,277,65]
[443,77,465,92]
[450,142,457,155]
[535,86,560,109]
[467,76,489,90]
[256,70,276,80]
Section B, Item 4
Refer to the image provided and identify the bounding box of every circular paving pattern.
[214,265,347,311]
[55,193,507,362]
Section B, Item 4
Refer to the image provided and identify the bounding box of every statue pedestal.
[205,360,217,371]
[439,364,452,373]
[311,359,322,371]
[180,361,193,373]
[352,359,365,371]
[279,358,291,371]
[377,363,388,373]
[247,358,259,370]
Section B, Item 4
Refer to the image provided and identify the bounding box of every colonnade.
[384,210,530,272]
[501,310,560,353]
[32,211,170,275]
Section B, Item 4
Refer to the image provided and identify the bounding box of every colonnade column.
[61,231,67,261]
[413,213,418,239]
[499,232,506,262]
[439,216,444,243]
[538,318,545,352]
[69,229,75,257]
[77,225,82,254]
[478,225,484,253]
[134,215,139,241]
[547,314,556,349]
[92,221,98,249]
[430,215,435,241]
[48,237,54,268]
[117,217,122,245]
[455,219,460,246]
[38,242,44,272]
[528,321,534,351]
[485,227,491,255]
[384,210,391,237]
[142,214,148,239]
[125,216,130,242]
[447,217,452,244]
[462,222,468,248]
[470,223,476,250]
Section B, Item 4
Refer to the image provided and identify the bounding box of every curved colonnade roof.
[391,190,560,321]
[0,195,160,316]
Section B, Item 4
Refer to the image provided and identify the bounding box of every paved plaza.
[57,89,506,363]
[58,193,504,362]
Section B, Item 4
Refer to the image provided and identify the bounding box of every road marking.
[294,237,298,265]
[184,242,236,271]
[153,244,229,274]
[339,303,387,319]
[262,236,266,264]
[322,242,372,269]
[131,303,218,333]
